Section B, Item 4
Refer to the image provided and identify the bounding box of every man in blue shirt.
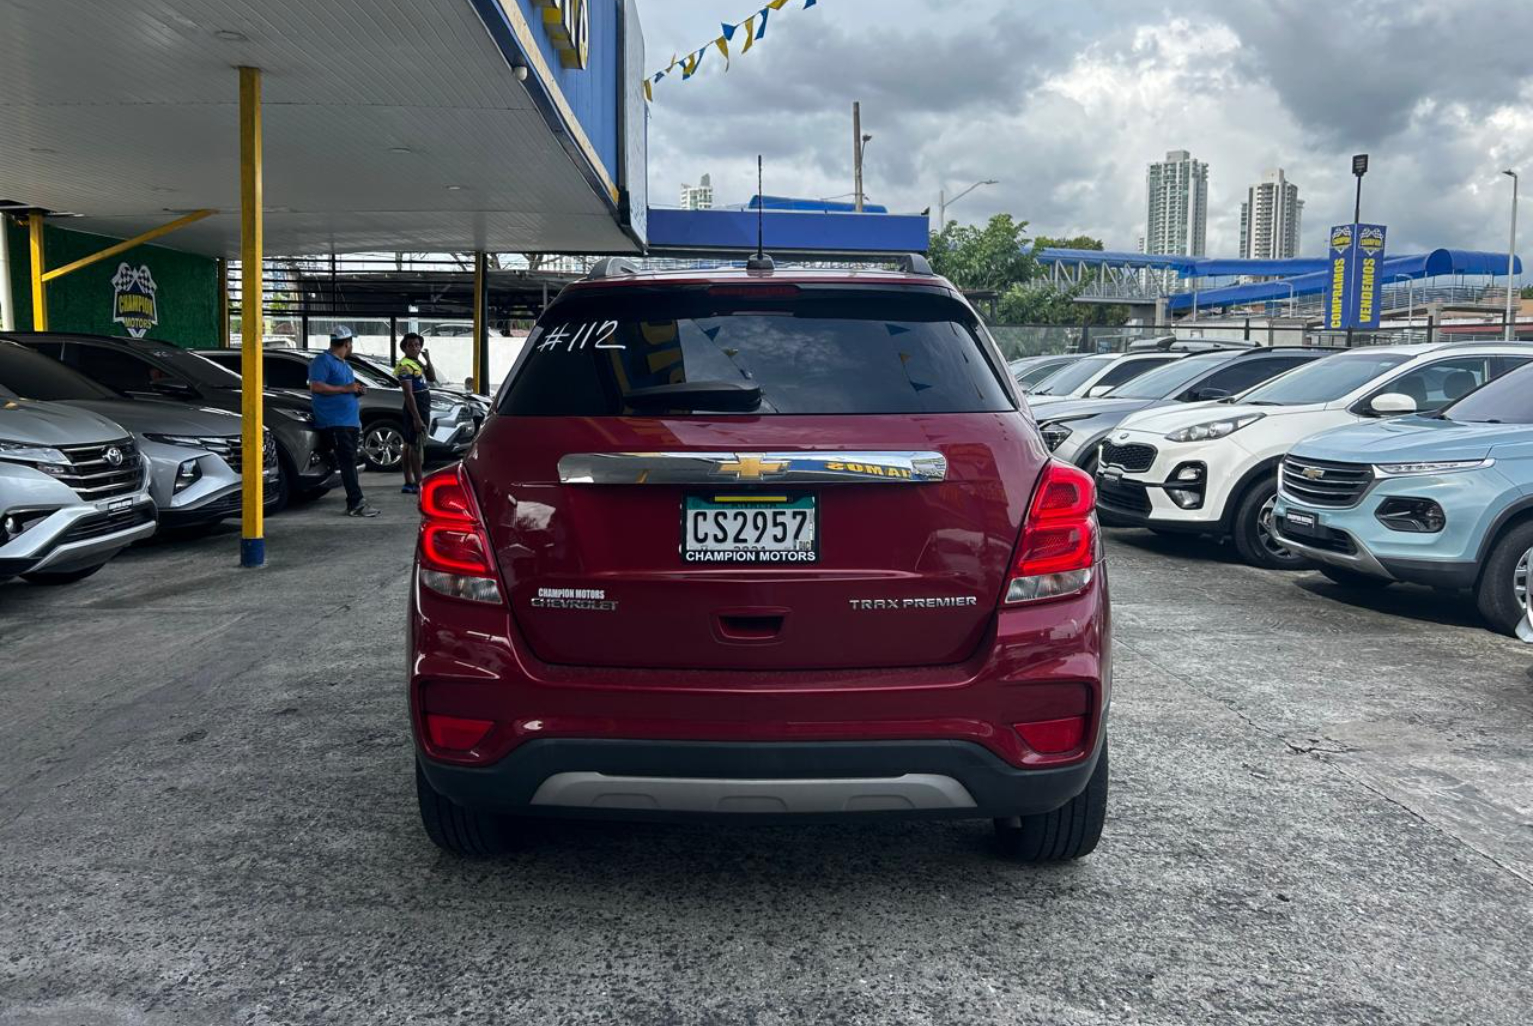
[308,326,379,517]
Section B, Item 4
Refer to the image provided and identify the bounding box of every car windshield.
[1109,352,1232,399]
[1441,363,1533,424]
[499,287,1013,416]
[136,341,246,389]
[0,343,120,401]
[1239,350,1411,406]
[344,356,400,388]
[1029,354,1114,396]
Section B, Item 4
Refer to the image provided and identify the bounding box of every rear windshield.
[1028,354,1114,396]
[498,286,1013,416]
[1240,350,1409,406]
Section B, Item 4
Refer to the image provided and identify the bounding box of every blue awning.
[747,195,890,215]
[1164,249,1523,311]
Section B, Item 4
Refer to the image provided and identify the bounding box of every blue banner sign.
[1327,223,1388,330]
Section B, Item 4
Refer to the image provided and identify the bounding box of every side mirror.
[1370,392,1417,415]
[1086,384,1114,397]
[1190,387,1231,401]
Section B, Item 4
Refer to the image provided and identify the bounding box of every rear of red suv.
[409,262,1111,861]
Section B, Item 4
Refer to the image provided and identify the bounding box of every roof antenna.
[746,154,774,272]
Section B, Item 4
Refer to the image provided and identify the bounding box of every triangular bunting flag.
[721,22,737,41]
[714,34,731,69]
[642,79,653,101]
[804,0,817,7]
[741,15,756,52]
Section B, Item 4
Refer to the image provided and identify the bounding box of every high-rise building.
[1145,150,1208,256]
[679,174,713,210]
[1239,169,1304,259]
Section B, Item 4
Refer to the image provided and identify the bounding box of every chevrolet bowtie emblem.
[716,455,789,480]
[1300,466,1325,480]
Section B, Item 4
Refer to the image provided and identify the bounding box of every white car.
[1095,342,1533,568]
[1027,351,1188,409]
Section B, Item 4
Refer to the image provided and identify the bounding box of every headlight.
[1373,458,1494,477]
[145,433,207,448]
[429,395,454,412]
[274,408,314,424]
[0,439,69,464]
[1167,413,1265,443]
[1039,420,1078,452]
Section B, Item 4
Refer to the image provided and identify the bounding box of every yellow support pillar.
[239,66,266,567]
[472,251,487,394]
[28,211,47,331]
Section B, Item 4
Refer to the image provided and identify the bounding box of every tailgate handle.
[717,613,786,641]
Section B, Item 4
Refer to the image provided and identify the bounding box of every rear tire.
[22,562,107,585]
[362,419,406,472]
[1232,477,1313,570]
[994,741,1108,862]
[1318,565,1391,589]
[1475,520,1533,636]
[415,761,514,857]
[270,453,294,513]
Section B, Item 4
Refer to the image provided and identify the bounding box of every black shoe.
[347,503,381,518]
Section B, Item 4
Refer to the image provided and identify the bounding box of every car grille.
[54,439,144,501]
[189,433,277,474]
[1100,442,1157,473]
[1275,515,1357,555]
[59,503,155,543]
[1280,456,1373,508]
[1096,475,1153,517]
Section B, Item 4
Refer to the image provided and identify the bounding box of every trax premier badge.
[848,597,979,611]
[531,587,617,611]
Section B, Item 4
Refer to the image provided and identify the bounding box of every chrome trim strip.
[529,772,977,813]
[557,451,948,485]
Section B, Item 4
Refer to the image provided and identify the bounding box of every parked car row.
[1029,340,1533,635]
[1,329,470,588]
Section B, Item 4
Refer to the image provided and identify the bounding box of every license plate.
[1284,509,1317,531]
[682,494,818,564]
[106,498,132,513]
[1098,466,1123,482]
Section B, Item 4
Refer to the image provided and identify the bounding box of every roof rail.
[892,253,934,275]
[587,257,641,280]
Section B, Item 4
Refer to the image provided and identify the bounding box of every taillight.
[418,464,503,604]
[1006,460,1098,604]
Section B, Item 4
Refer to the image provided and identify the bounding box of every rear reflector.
[1014,715,1087,755]
[424,714,494,752]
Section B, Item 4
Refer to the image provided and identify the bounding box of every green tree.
[928,214,1037,292]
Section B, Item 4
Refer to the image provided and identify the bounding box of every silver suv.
[0,398,157,584]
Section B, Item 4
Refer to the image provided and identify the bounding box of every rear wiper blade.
[622,380,762,412]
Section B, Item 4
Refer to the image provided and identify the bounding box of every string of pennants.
[644,0,819,102]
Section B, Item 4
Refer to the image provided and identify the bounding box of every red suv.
[409,257,1110,861]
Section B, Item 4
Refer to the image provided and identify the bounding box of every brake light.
[418,465,503,604]
[1006,461,1098,604]
[706,284,801,298]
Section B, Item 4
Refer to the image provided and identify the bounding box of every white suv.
[1095,343,1533,568]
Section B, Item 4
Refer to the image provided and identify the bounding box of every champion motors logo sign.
[111,263,159,338]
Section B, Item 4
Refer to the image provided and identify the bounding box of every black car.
[195,348,479,472]
[5,332,339,509]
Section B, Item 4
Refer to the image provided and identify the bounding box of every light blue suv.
[1272,361,1533,634]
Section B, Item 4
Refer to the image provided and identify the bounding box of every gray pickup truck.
[0,398,157,584]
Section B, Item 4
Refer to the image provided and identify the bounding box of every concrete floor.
[1,487,1529,1025]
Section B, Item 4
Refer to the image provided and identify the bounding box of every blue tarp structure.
[646,206,928,258]
[1035,246,1522,313]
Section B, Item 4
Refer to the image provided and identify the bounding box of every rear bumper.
[419,735,1105,822]
[409,566,1111,822]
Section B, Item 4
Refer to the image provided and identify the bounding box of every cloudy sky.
[634,0,1533,257]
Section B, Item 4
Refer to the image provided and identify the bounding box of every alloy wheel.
[363,424,405,469]
[1257,495,1297,561]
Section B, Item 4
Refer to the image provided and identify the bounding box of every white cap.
[330,325,354,343]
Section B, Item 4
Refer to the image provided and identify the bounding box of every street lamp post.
[1503,169,1519,341]
[937,178,999,228]
[852,102,872,213]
